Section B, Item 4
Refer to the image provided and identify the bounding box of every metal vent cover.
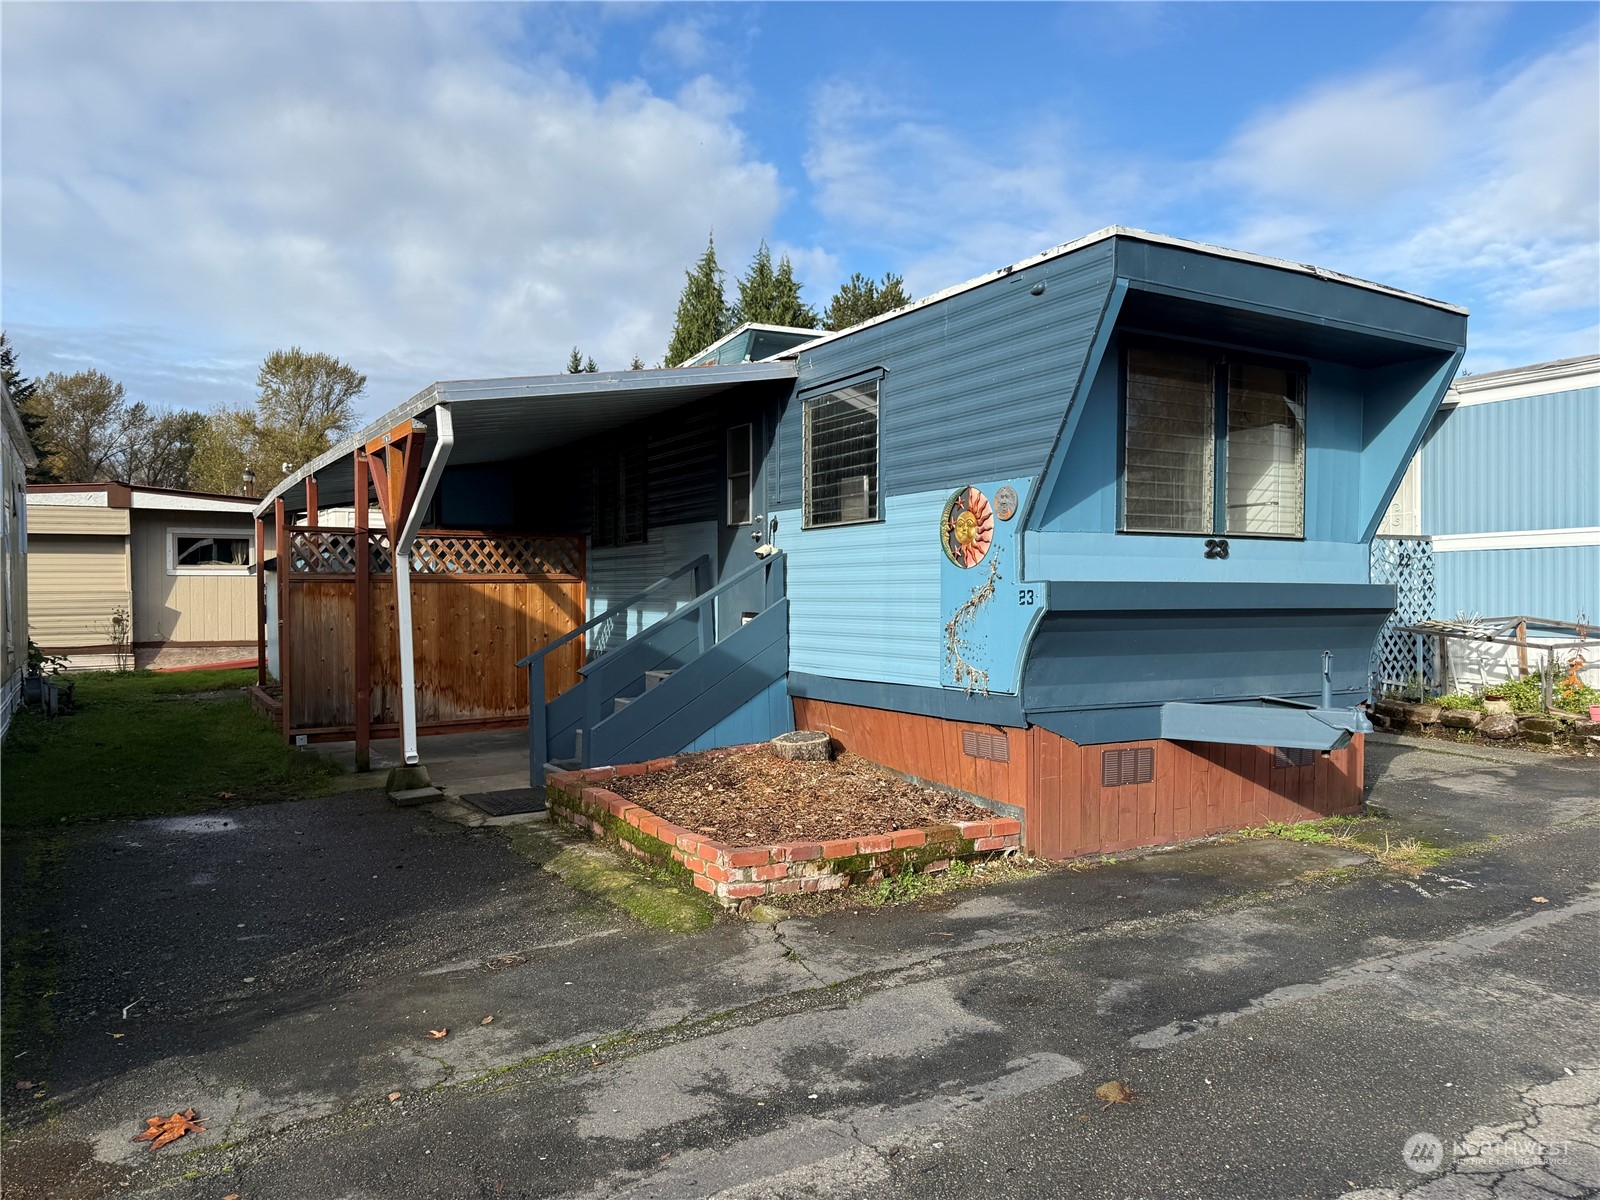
[961,729,1010,762]
[1101,747,1154,788]
[1273,746,1316,769]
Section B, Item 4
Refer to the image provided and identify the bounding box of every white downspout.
[395,404,454,766]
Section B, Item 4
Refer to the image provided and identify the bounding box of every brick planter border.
[545,751,1022,909]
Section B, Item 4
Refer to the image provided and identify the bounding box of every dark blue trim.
[1030,706,1164,745]
[787,673,1027,728]
[1043,581,1395,613]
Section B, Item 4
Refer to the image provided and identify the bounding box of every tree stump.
[770,730,833,762]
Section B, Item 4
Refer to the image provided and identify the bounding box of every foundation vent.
[1273,746,1317,769]
[1101,747,1154,787]
[961,729,1010,762]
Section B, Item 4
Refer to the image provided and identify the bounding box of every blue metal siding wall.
[773,488,949,687]
[773,240,1116,507]
[1434,546,1598,624]
[1422,389,1600,535]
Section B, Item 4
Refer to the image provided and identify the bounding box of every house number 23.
[1018,588,1036,606]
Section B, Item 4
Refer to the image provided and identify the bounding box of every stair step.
[613,695,635,713]
[645,670,675,691]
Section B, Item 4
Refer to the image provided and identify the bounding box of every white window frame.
[726,423,753,526]
[802,373,883,530]
[167,527,255,576]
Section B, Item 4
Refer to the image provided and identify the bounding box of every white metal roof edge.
[1443,354,1600,407]
[771,226,1468,360]
[128,492,256,514]
[26,489,109,507]
[254,360,798,517]
[687,321,823,364]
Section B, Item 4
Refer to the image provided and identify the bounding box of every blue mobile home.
[258,228,1467,858]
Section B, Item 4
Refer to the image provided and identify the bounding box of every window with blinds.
[803,378,879,528]
[1226,363,1305,537]
[1121,344,1306,539]
[594,442,647,548]
[727,424,753,526]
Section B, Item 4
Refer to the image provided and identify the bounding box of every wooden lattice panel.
[408,535,583,579]
[287,530,362,574]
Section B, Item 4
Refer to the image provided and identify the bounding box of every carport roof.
[255,360,797,517]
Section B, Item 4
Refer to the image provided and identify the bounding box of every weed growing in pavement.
[1237,815,1460,876]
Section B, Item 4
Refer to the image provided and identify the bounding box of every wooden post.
[353,451,371,772]
[1516,620,1529,678]
[274,498,290,739]
[305,476,319,528]
[255,517,267,688]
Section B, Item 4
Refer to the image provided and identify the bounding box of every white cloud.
[1,4,783,416]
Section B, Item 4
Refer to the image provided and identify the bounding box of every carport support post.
[274,498,290,737]
[353,450,371,773]
[254,517,267,689]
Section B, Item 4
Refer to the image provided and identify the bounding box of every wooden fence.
[280,529,585,737]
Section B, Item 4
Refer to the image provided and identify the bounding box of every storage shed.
[26,483,259,671]
[260,227,1468,858]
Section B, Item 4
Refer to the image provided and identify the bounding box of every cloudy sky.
[2,2,1596,423]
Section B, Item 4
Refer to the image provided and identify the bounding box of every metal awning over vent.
[1159,700,1371,752]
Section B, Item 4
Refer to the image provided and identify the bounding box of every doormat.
[460,789,547,817]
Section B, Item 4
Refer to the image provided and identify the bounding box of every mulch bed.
[606,746,993,846]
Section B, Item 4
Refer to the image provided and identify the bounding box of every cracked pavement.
[2,735,1597,1199]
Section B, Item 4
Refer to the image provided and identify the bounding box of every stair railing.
[519,554,711,770]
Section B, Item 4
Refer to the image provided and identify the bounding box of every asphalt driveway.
[2,735,1597,1199]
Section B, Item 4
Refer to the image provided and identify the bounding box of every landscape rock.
[1483,697,1512,715]
[1518,716,1562,734]
[1523,730,1557,746]
[1440,711,1482,730]
[1479,713,1520,740]
[1401,704,1442,730]
[1573,720,1600,737]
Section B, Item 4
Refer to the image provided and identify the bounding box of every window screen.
[175,534,250,568]
[803,379,879,528]
[1226,363,1305,537]
[1123,347,1215,534]
[727,424,753,526]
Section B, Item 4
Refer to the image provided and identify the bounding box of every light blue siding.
[680,677,794,753]
[940,477,1037,695]
[1422,389,1600,535]
[1434,546,1599,624]
[773,240,1117,505]
[775,488,949,687]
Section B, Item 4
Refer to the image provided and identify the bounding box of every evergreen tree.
[585,356,598,373]
[566,346,585,374]
[732,241,818,330]
[822,271,912,332]
[0,331,52,481]
[628,356,646,371]
[664,234,729,367]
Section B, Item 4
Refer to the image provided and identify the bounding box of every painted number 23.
[1018,588,1036,606]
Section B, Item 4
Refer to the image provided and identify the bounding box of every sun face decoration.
[941,486,995,568]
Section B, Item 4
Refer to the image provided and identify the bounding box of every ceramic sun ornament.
[942,486,995,568]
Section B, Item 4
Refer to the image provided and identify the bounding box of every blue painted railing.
[523,552,786,776]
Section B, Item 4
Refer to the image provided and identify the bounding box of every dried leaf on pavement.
[387,1092,402,1102]
[1094,1080,1136,1107]
[427,1028,448,1039]
[480,1016,495,1025]
[1532,896,1550,903]
[14,1080,34,1090]
[132,1107,206,1150]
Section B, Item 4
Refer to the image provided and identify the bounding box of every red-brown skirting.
[791,697,1364,860]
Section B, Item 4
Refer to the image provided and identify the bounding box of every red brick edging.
[545,752,1022,909]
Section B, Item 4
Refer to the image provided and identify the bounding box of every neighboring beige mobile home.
[2,377,39,735]
[26,483,258,671]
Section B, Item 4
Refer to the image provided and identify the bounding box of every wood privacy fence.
[281,529,585,736]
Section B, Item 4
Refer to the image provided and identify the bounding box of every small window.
[1101,747,1154,787]
[803,378,879,528]
[594,443,647,549]
[1122,345,1305,538]
[168,529,253,575]
[727,424,753,526]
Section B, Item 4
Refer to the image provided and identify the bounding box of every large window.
[593,442,647,548]
[1122,345,1305,538]
[726,424,753,526]
[168,528,253,575]
[803,378,879,528]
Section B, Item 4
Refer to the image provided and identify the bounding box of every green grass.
[1236,814,1465,875]
[1,669,344,828]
